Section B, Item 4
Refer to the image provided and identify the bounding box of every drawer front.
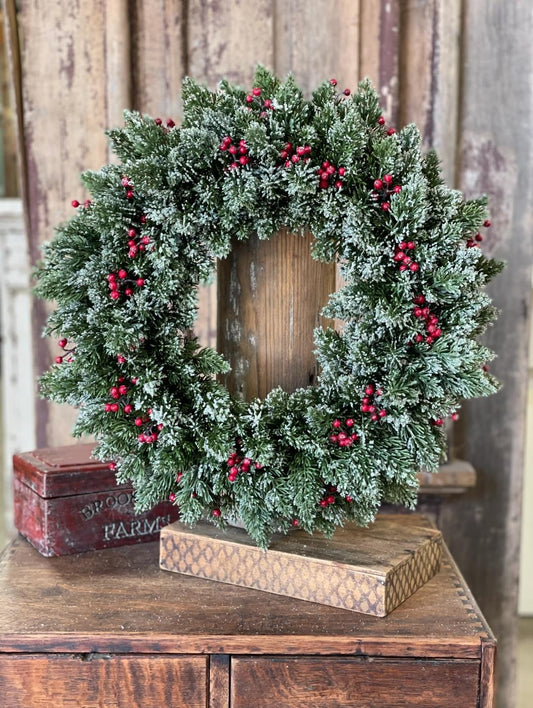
[0,654,207,707]
[231,656,480,708]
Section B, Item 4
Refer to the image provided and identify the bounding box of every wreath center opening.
[216,228,336,401]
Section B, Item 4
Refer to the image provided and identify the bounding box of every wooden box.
[160,516,442,616]
[13,443,179,556]
[0,516,496,707]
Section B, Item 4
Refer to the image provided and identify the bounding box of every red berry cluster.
[412,295,442,345]
[121,175,134,200]
[360,384,387,422]
[393,241,419,273]
[318,161,345,190]
[329,79,352,99]
[245,86,273,117]
[371,173,401,211]
[466,219,491,248]
[226,450,262,483]
[71,199,92,209]
[154,117,176,130]
[135,408,163,444]
[107,269,145,300]
[54,337,75,364]
[219,136,250,169]
[104,376,137,414]
[376,114,397,135]
[280,142,311,168]
[319,489,337,508]
[329,418,359,448]
[127,216,151,259]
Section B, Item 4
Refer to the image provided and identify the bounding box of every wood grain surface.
[0,654,207,708]
[0,515,493,659]
[217,230,335,399]
[231,656,479,708]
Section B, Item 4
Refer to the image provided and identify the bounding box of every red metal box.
[13,443,179,556]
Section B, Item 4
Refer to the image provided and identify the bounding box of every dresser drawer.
[0,654,207,707]
[231,656,480,707]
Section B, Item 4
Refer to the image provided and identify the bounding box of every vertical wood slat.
[398,0,462,185]
[131,0,186,120]
[359,0,400,126]
[440,3,533,707]
[274,0,360,94]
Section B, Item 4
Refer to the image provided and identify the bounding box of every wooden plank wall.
[5,2,532,705]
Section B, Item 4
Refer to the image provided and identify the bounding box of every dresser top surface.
[0,515,494,658]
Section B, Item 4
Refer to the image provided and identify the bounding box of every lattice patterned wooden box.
[160,515,442,616]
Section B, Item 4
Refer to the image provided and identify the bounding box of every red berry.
[110,291,120,300]
[338,167,346,176]
[104,403,112,412]
[475,233,483,242]
[124,404,133,414]
[110,403,119,413]
[140,215,147,223]
[58,338,67,348]
[433,418,444,426]
[345,495,353,502]
[71,200,79,208]
[383,174,393,185]
[330,78,337,86]
[373,179,383,190]
[264,99,272,109]
[378,116,386,125]
[393,185,402,194]
[108,462,117,471]
[126,190,134,199]
[118,269,127,279]
[327,495,335,504]
[371,414,379,422]
[414,295,425,304]
[245,95,253,103]
[118,385,128,395]
[343,88,351,96]
[345,418,354,427]
[381,202,391,211]
[319,180,329,189]
[319,499,328,508]
[128,229,136,238]
[136,278,145,287]
[124,288,133,296]
[134,417,143,427]
[131,377,138,384]
[117,355,126,364]
[255,462,262,469]
[329,435,338,443]
[451,412,459,422]
[332,419,342,428]
[292,519,299,527]
[291,154,300,163]
[399,265,407,272]
[55,356,63,364]
[121,177,130,186]
[335,181,343,189]
[379,409,387,418]
[387,128,396,135]
[176,472,183,482]
[169,493,176,502]
[252,87,261,96]
[410,263,419,272]
[212,509,221,517]
[155,118,162,125]
[351,433,358,441]
[365,385,374,395]
[415,334,424,343]
[338,432,347,441]
[484,219,491,227]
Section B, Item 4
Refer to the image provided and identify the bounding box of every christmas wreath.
[36,67,503,547]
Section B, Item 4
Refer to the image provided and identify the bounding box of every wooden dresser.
[0,516,495,707]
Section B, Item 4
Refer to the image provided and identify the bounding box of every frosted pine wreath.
[36,67,503,548]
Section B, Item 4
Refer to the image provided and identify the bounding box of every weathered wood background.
[4,1,532,706]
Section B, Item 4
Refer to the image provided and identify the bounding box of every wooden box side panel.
[230,656,480,708]
[161,528,387,615]
[0,654,207,708]
[15,480,179,556]
[385,535,443,613]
